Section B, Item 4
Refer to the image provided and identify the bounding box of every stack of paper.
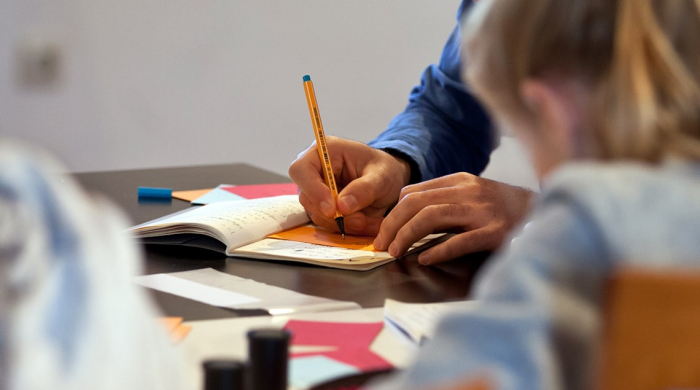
[383,298,477,344]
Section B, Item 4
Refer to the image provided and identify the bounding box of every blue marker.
[138,187,172,199]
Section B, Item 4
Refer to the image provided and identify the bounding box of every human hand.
[288,136,411,236]
[373,172,535,265]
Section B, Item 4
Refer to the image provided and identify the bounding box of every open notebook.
[130,195,443,271]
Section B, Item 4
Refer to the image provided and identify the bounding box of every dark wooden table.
[74,163,489,321]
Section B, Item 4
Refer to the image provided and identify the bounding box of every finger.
[387,203,474,257]
[307,211,341,233]
[336,171,384,215]
[298,192,336,229]
[289,143,337,218]
[343,213,383,236]
[399,172,473,198]
[374,187,470,251]
[417,227,502,265]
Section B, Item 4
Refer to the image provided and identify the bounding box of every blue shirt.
[371,159,700,390]
[367,0,494,183]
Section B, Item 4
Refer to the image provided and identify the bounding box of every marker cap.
[137,187,172,199]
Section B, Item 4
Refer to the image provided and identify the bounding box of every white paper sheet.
[134,268,361,315]
[383,298,478,344]
[133,273,260,307]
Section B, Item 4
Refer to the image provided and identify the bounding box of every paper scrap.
[159,316,191,344]
[133,273,260,307]
[191,185,246,205]
[170,323,192,344]
[285,320,384,349]
[172,189,213,202]
[160,316,183,333]
[222,183,298,199]
[290,355,359,390]
[268,225,377,251]
[134,268,361,314]
[383,299,478,344]
[284,320,392,371]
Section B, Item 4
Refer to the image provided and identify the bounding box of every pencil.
[302,74,346,239]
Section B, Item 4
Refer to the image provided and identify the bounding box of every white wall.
[1,0,537,189]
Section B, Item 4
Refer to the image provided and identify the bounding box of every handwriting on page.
[189,202,303,236]
[157,195,309,247]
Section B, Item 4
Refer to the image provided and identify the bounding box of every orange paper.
[268,225,377,251]
[160,316,183,332]
[170,324,192,344]
[159,316,191,344]
[172,188,213,202]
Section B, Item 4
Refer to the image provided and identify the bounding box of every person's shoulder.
[536,160,700,259]
[543,159,700,200]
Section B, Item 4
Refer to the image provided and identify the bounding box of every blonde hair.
[462,0,700,162]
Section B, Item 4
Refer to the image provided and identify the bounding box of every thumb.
[336,172,384,215]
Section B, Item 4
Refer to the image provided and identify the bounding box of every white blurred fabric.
[0,141,190,390]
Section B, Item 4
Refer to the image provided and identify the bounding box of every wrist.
[379,148,420,186]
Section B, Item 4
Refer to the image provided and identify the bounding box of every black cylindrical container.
[247,328,291,390]
[202,359,246,390]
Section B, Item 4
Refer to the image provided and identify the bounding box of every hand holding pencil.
[290,76,412,237]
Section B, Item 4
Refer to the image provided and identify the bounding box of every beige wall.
[1,0,537,189]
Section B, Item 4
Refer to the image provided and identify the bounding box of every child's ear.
[520,78,576,143]
[519,78,580,176]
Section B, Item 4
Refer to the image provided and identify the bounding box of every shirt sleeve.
[369,197,609,390]
[367,0,496,183]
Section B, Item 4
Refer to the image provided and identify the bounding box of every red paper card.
[222,183,298,199]
[285,320,384,349]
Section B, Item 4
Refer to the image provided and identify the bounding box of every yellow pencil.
[302,74,346,239]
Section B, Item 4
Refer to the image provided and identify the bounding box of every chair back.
[600,269,700,390]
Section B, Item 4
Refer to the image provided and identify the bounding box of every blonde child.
[372,0,700,389]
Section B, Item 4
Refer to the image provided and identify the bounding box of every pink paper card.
[284,320,384,350]
[222,183,298,199]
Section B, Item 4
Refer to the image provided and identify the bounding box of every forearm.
[368,3,495,182]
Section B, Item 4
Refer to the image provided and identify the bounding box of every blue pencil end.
[302,75,311,82]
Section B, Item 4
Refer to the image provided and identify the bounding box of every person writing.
[289,0,534,266]
[369,0,700,388]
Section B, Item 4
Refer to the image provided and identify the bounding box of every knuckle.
[399,191,423,207]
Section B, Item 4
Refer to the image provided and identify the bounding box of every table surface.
[74,163,489,321]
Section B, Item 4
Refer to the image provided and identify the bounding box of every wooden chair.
[599,269,700,390]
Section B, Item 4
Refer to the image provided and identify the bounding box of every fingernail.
[339,195,357,213]
[388,242,398,257]
[373,236,383,250]
[320,201,333,217]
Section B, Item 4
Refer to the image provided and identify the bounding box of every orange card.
[170,324,192,344]
[158,317,191,344]
[172,188,213,202]
[268,225,377,251]
[160,316,184,333]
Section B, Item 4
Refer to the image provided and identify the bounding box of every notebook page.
[136,195,309,249]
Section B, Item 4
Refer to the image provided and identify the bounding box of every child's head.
[462,0,700,178]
